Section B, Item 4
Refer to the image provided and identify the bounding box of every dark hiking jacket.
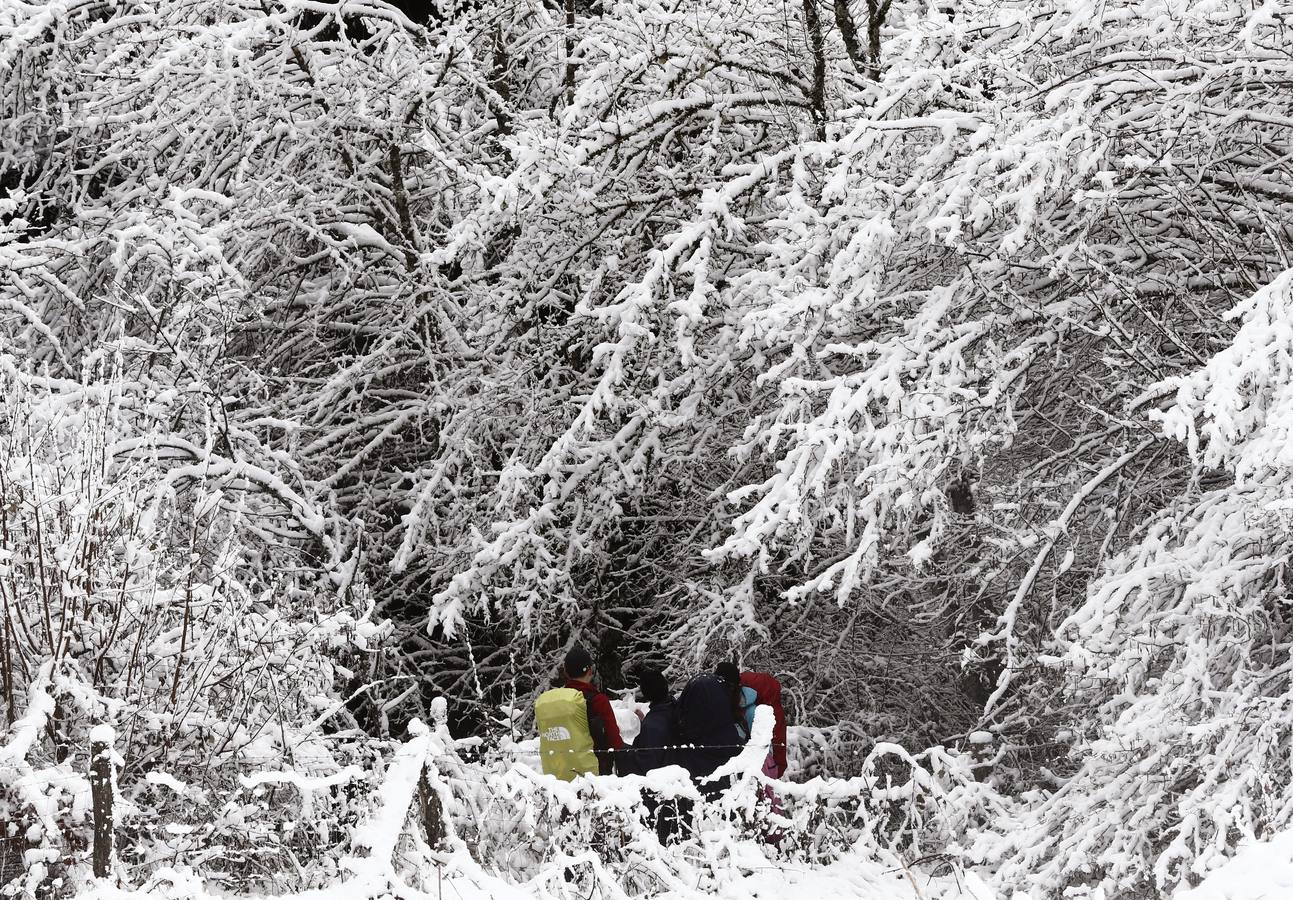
[676,674,745,783]
[622,698,678,776]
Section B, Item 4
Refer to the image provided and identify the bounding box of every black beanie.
[636,668,670,704]
[715,661,740,687]
[564,645,593,678]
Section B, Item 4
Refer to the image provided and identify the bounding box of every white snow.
[1175,830,1293,900]
[143,771,187,795]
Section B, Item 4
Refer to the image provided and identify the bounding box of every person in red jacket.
[716,661,788,776]
[563,645,625,774]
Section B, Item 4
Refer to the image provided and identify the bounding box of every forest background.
[2,0,1293,897]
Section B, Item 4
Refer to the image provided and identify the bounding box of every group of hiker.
[535,645,788,791]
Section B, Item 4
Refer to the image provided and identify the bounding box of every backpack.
[675,674,746,779]
[535,687,598,781]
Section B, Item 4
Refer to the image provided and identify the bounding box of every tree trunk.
[864,0,892,82]
[564,0,576,107]
[833,0,867,76]
[418,769,447,849]
[89,732,114,879]
[802,0,827,139]
[491,25,512,138]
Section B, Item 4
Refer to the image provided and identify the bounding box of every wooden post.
[88,725,115,879]
[417,769,447,850]
[420,698,450,851]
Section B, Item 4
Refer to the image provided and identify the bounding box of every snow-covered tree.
[5,0,1293,894]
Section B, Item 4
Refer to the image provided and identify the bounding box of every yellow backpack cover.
[535,687,598,780]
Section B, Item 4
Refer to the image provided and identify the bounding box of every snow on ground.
[73,848,999,900]
[661,848,998,900]
[1174,830,1293,900]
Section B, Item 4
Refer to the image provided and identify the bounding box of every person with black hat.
[624,666,688,843]
[622,667,678,776]
[535,644,625,779]
[675,669,748,799]
[715,660,788,777]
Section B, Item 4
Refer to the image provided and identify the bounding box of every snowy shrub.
[415,707,1004,897]
[981,272,1293,897]
[0,361,376,896]
[990,485,1293,895]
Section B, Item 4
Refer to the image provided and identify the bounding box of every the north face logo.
[541,726,572,741]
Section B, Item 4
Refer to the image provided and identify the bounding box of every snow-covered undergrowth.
[1174,829,1293,900]
[0,365,377,895]
[51,707,1002,900]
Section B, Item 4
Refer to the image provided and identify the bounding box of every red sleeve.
[742,672,788,773]
[589,691,625,749]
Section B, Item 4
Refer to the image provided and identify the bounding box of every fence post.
[419,698,449,850]
[417,770,447,850]
[88,725,115,879]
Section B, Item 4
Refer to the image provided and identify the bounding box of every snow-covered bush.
[0,360,376,895]
[982,270,1293,897]
[419,707,1002,896]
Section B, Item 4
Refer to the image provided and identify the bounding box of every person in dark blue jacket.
[624,668,678,775]
[626,667,686,843]
[676,672,748,799]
